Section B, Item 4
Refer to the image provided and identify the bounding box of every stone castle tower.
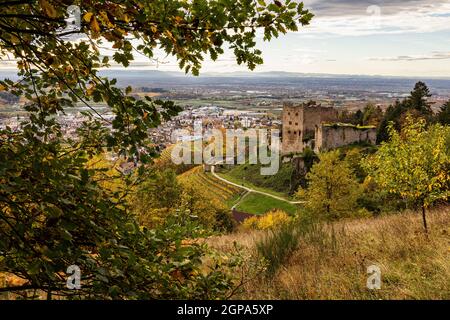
[282,103,338,154]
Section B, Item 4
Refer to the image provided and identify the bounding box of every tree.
[362,103,383,126]
[132,169,182,227]
[297,150,363,221]
[132,169,234,232]
[377,100,405,143]
[436,100,450,125]
[408,81,432,115]
[0,1,313,298]
[242,209,291,230]
[352,109,364,126]
[178,184,234,233]
[0,137,243,299]
[377,82,433,143]
[364,116,450,233]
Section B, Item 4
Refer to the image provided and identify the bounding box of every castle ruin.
[282,103,376,154]
[282,103,338,154]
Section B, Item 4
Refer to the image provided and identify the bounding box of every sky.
[144,0,450,77]
[1,0,450,77]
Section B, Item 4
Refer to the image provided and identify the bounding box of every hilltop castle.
[281,103,376,154]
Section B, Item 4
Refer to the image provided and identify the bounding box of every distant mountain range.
[2,69,450,94]
[2,68,450,80]
[97,69,450,80]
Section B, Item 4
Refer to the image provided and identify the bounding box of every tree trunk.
[421,204,428,234]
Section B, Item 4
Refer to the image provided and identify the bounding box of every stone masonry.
[314,124,377,152]
[282,103,338,154]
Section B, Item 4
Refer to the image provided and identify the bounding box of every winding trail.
[210,165,305,208]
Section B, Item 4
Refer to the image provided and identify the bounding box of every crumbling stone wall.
[314,124,377,152]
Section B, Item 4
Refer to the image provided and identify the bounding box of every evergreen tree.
[377,82,433,143]
[408,81,432,115]
[437,100,450,125]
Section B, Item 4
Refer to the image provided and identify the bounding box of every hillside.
[177,166,243,207]
[153,145,195,175]
[216,162,295,197]
[210,206,450,300]
[234,192,298,215]
[178,166,300,214]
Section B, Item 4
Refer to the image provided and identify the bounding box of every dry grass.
[211,206,450,300]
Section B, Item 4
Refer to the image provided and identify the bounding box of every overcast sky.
[1,1,450,77]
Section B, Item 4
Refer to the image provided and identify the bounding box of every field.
[216,162,294,199]
[211,206,450,299]
[234,192,298,215]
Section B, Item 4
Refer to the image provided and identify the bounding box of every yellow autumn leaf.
[165,30,175,41]
[0,84,5,91]
[90,16,101,34]
[83,12,94,23]
[86,81,96,96]
[116,28,127,35]
[99,11,114,28]
[39,0,57,18]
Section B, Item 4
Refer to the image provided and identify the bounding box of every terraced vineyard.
[153,144,175,166]
[178,166,243,207]
[153,144,194,174]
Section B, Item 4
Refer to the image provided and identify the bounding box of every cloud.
[282,54,318,65]
[300,0,450,36]
[303,0,449,17]
[368,51,450,61]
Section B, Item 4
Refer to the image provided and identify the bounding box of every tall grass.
[212,205,450,300]
[256,215,325,275]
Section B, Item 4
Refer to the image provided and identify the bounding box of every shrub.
[242,210,291,230]
[241,216,259,230]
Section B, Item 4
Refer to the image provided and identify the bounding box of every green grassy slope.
[235,193,298,215]
[216,162,294,197]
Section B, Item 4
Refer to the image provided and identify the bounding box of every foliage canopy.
[0,0,313,298]
[364,116,450,232]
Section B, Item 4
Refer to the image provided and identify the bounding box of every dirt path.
[210,166,305,205]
